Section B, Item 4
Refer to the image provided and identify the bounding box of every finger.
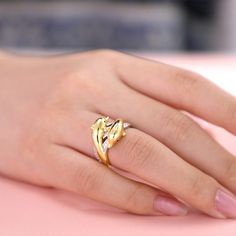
[103,88,236,198]
[184,113,216,139]
[113,52,236,134]
[55,110,236,218]
[45,144,188,216]
[110,129,236,219]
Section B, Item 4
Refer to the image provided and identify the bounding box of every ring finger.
[55,110,236,219]
[47,145,188,216]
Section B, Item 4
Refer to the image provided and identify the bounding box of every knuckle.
[63,70,90,88]
[189,174,216,207]
[223,158,236,191]
[124,184,147,214]
[73,164,105,194]
[124,131,157,170]
[174,69,201,96]
[190,174,205,197]
[62,70,103,99]
[53,72,78,98]
[162,112,195,143]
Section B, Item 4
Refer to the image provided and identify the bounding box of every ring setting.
[91,116,131,166]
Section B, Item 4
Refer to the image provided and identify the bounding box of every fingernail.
[215,189,236,218]
[154,196,188,216]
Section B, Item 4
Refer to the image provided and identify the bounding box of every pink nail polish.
[154,196,188,216]
[215,189,236,218]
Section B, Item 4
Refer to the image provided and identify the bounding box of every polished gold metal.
[91,116,130,166]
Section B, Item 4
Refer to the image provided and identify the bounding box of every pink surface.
[1,54,236,236]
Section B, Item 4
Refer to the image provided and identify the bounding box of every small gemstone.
[93,147,100,161]
[102,138,109,153]
[124,122,130,129]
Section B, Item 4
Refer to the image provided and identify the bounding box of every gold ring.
[91,116,131,166]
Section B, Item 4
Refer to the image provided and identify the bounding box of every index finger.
[113,51,236,134]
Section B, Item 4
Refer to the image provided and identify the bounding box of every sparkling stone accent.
[124,122,131,129]
[102,138,109,153]
[93,147,100,161]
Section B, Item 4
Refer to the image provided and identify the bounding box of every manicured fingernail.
[215,189,236,218]
[154,196,188,216]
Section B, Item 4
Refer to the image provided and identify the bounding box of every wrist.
[0,53,46,160]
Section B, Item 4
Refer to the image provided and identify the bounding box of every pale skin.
[1,49,236,218]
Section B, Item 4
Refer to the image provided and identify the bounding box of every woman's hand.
[1,50,236,218]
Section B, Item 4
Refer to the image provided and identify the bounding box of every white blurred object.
[216,0,236,52]
[145,54,236,95]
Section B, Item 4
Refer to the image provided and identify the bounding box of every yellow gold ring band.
[91,116,131,166]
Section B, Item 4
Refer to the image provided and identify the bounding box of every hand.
[1,50,236,218]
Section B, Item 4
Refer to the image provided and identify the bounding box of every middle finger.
[97,86,236,196]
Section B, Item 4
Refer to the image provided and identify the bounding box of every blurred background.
[0,0,235,52]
